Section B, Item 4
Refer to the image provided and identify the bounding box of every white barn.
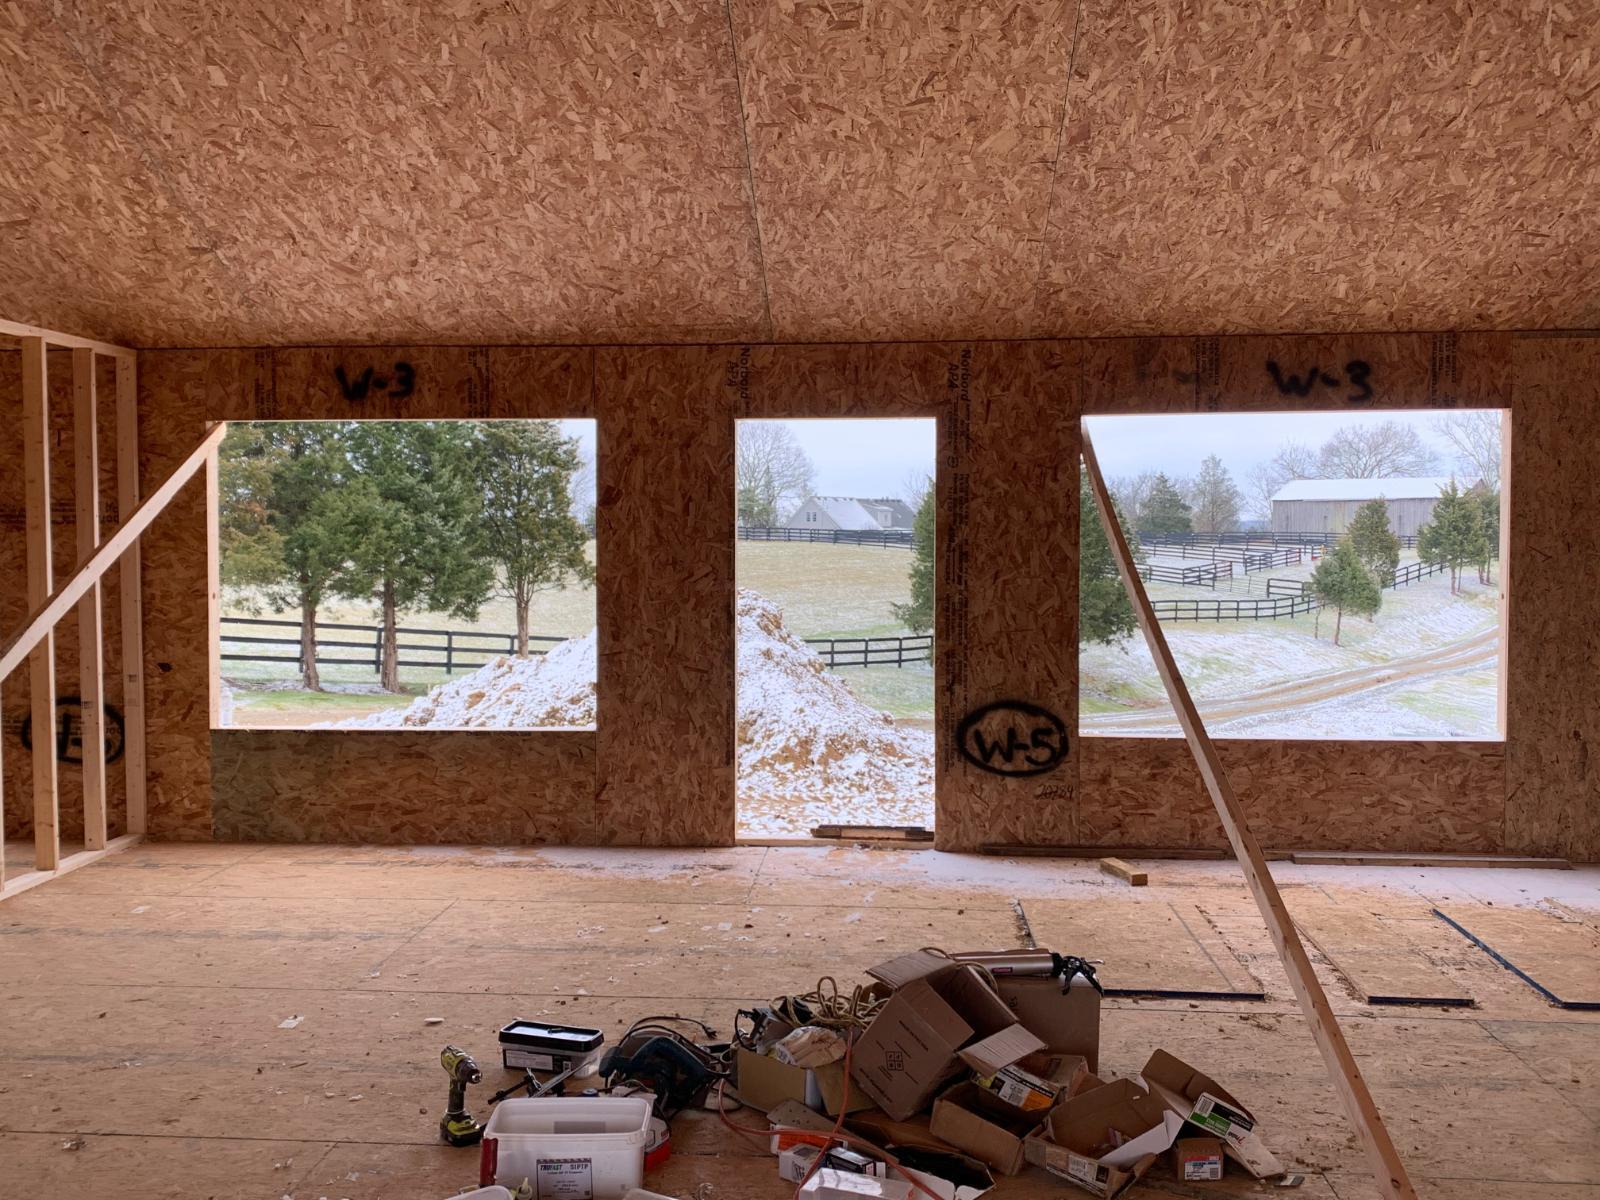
[1270,477,1467,538]
[783,494,916,531]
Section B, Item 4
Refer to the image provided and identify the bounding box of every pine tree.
[1310,539,1381,646]
[332,423,496,692]
[1138,473,1192,535]
[469,422,595,657]
[1347,498,1400,587]
[1418,480,1484,595]
[1471,486,1500,584]
[1189,455,1243,534]
[891,487,935,634]
[1079,470,1138,645]
[217,422,355,691]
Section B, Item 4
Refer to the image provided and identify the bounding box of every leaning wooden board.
[1434,904,1600,1010]
[1292,901,1472,1007]
[1021,897,1264,999]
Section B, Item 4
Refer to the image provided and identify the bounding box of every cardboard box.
[1172,1136,1224,1181]
[737,1047,873,1117]
[846,1109,959,1156]
[991,975,1100,1073]
[851,952,1046,1121]
[973,1052,1088,1113]
[1023,1077,1186,1197]
[889,1147,995,1200]
[768,1097,838,1155]
[929,1082,1047,1176]
[1139,1049,1283,1179]
[779,1143,888,1183]
[798,1170,913,1199]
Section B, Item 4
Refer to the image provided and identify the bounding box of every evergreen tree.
[217,422,354,691]
[332,423,496,692]
[1471,486,1500,584]
[891,487,935,634]
[469,422,596,657]
[1079,470,1138,646]
[1189,455,1243,534]
[1310,539,1381,646]
[1346,498,1400,586]
[1138,473,1192,535]
[1417,480,1483,595]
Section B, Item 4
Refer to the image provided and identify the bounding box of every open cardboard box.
[890,1146,996,1200]
[929,1081,1048,1176]
[851,952,1045,1121]
[1024,1076,1187,1196]
[1139,1049,1283,1179]
[737,1046,874,1117]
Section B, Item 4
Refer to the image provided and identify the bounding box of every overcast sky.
[758,418,938,499]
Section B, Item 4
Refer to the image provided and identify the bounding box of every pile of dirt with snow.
[327,630,597,729]
[735,589,932,832]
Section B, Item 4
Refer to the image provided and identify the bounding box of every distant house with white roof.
[1270,476,1469,538]
[783,495,916,531]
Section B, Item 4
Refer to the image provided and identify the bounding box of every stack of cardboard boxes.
[733,950,1285,1198]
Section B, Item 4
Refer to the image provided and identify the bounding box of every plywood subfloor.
[1,844,1596,1199]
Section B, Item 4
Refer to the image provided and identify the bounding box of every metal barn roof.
[1271,477,1467,503]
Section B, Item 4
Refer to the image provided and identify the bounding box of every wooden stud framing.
[73,349,108,850]
[204,442,222,729]
[0,422,226,682]
[20,337,59,871]
[116,354,147,835]
[1080,430,1418,1200]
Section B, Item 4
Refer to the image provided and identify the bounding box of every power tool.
[439,1045,486,1147]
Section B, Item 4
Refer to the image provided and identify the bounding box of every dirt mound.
[330,629,597,729]
[735,588,932,824]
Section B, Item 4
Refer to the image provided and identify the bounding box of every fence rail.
[220,616,563,676]
[739,526,913,548]
[802,633,931,668]
[1150,594,1322,622]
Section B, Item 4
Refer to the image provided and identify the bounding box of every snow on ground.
[1206,660,1500,740]
[327,630,598,729]
[325,590,933,837]
[735,589,932,837]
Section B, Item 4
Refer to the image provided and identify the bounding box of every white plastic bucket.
[481,1096,653,1199]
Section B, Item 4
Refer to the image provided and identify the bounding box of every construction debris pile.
[426,947,1291,1199]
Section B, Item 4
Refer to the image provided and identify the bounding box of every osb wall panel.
[730,342,1083,850]
[1504,337,1600,860]
[138,352,216,839]
[212,731,598,844]
[1077,738,1507,852]
[594,347,734,846]
[180,347,604,844]
[1,350,130,842]
[1036,2,1600,337]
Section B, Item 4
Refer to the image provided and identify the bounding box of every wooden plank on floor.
[1292,902,1473,1007]
[1020,898,1264,999]
[1435,904,1600,1010]
[1292,851,1571,869]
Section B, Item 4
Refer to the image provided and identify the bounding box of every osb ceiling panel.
[1,1,1598,347]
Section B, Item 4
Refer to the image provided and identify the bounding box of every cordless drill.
[439,1045,485,1147]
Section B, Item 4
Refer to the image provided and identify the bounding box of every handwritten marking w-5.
[334,361,415,403]
[957,701,1068,777]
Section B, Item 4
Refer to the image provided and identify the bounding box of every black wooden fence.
[802,633,932,668]
[1150,594,1321,622]
[739,526,913,549]
[220,617,563,676]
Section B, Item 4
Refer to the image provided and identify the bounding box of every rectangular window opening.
[213,418,597,731]
[1080,409,1507,741]
[735,418,936,838]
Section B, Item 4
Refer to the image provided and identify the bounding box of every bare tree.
[736,421,816,527]
[1190,455,1243,533]
[1109,471,1159,526]
[569,445,596,533]
[1316,420,1439,477]
[1245,441,1319,520]
[1433,411,1502,490]
[900,469,933,512]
